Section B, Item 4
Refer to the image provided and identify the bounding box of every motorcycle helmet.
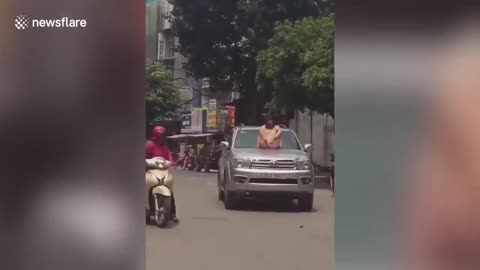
[152,126,166,140]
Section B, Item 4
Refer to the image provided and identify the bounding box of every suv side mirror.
[219,141,230,149]
[304,144,313,152]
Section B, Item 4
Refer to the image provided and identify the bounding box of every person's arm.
[257,127,265,148]
[272,125,283,140]
[145,142,153,159]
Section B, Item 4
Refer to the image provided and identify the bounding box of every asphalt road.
[146,169,334,270]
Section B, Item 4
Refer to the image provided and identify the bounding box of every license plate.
[259,173,283,179]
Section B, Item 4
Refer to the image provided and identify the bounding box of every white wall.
[162,1,173,29]
[289,111,334,167]
[145,3,160,60]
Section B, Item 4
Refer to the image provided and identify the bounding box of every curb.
[314,175,332,189]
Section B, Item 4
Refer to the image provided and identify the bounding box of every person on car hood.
[257,115,282,149]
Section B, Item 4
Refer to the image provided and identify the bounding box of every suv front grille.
[251,159,296,169]
[249,178,298,184]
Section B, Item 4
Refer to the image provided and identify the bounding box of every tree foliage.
[168,0,332,123]
[145,61,181,125]
[257,15,334,117]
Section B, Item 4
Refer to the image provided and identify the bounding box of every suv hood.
[232,148,308,161]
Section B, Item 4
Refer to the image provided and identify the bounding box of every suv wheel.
[223,171,237,210]
[217,170,224,201]
[298,194,314,212]
[224,189,237,210]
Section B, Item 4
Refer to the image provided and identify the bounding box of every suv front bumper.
[228,168,315,194]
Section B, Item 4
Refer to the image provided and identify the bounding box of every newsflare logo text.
[15,15,87,30]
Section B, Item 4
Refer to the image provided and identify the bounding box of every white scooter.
[146,157,174,228]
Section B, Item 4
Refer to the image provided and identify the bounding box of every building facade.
[146,1,234,134]
[146,0,197,113]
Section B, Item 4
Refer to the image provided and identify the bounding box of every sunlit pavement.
[146,169,334,270]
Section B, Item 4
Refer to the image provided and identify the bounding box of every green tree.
[146,61,181,125]
[257,15,334,117]
[168,0,332,124]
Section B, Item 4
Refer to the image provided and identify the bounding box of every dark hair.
[264,114,273,122]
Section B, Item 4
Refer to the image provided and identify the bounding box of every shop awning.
[166,134,189,140]
[166,133,220,140]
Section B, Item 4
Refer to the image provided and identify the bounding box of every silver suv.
[217,126,314,211]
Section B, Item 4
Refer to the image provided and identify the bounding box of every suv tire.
[298,194,314,212]
[223,171,237,210]
[217,170,225,201]
[224,189,237,210]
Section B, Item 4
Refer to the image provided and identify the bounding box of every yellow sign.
[207,109,217,129]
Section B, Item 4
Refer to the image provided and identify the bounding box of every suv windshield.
[233,129,301,150]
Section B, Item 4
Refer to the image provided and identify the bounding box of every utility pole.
[310,110,314,161]
[173,77,204,107]
[192,80,203,108]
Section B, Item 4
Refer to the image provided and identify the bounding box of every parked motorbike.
[176,154,187,168]
[146,157,174,228]
[185,154,197,171]
[196,145,221,172]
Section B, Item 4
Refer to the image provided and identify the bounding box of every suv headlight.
[232,158,252,168]
[296,160,312,170]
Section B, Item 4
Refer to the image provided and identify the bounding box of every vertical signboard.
[180,112,191,134]
[208,99,217,110]
[207,99,218,132]
[192,108,208,133]
[227,106,236,128]
[207,110,217,131]
[217,109,227,132]
[191,108,201,133]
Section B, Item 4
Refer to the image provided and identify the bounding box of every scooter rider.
[145,126,179,223]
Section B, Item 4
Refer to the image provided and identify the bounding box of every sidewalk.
[314,165,333,189]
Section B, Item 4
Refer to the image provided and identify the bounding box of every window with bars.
[157,40,165,60]
[165,39,175,58]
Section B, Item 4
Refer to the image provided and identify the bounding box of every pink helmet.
[152,126,166,140]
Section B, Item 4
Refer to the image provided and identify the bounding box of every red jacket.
[145,140,174,162]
